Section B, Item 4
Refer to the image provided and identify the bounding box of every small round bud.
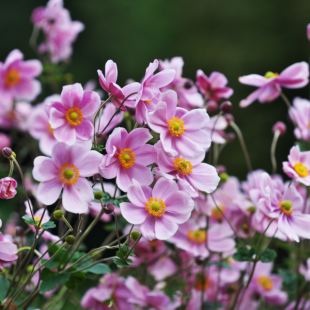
[96,133,103,140]
[247,206,256,214]
[65,235,76,245]
[15,226,24,237]
[131,231,141,241]
[220,101,232,113]
[94,191,104,200]
[53,210,64,220]
[226,133,236,143]
[103,203,115,214]
[219,172,229,182]
[93,173,102,183]
[216,165,226,174]
[282,200,292,211]
[272,121,286,136]
[184,80,193,89]
[206,101,218,114]
[224,113,234,123]
[27,265,34,273]
[2,147,12,158]
[195,256,205,265]
[242,224,249,233]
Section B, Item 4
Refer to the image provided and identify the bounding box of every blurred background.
[0,0,309,223]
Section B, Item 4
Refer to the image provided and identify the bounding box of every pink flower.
[32,140,103,214]
[283,145,310,186]
[147,90,211,160]
[98,127,156,192]
[196,70,233,102]
[120,178,194,240]
[148,256,177,281]
[0,177,17,199]
[49,83,101,145]
[0,49,42,110]
[0,219,18,267]
[202,115,228,144]
[154,141,220,197]
[289,97,310,141]
[0,133,11,150]
[81,273,135,310]
[131,59,175,124]
[239,62,309,107]
[257,172,310,242]
[299,257,310,281]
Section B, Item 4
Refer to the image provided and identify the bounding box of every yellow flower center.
[167,117,185,137]
[187,230,207,244]
[58,163,80,186]
[264,71,279,79]
[294,163,308,177]
[145,197,166,217]
[47,123,54,136]
[258,276,273,291]
[4,69,21,87]
[278,198,294,216]
[195,274,210,290]
[118,148,135,169]
[145,99,152,104]
[173,158,193,175]
[65,107,83,126]
[34,216,43,227]
[211,205,225,221]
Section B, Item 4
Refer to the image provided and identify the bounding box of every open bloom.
[283,145,310,186]
[196,70,233,102]
[147,90,211,160]
[202,115,228,144]
[0,133,11,150]
[120,178,194,240]
[49,83,101,145]
[257,172,310,242]
[0,49,42,110]
[0,177,17,199]
[33,140,103,214]
[154,141,220,197]
[99,127,156,192]
[239,62,309,107]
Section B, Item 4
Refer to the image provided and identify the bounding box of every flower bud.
[15,226,24,237]
[224,113,234,123]
[96,133,103,140]
[2,147,12,158]
[11,152,16,158]
[242,224,249,233]
[247,206,256,214]
[216,165,226,174]
[103,203,115,214]
[131,231,140,241]
[195,256,205,265]
[184,80,193,89]
[93,173,102,183]
[219,172,229,182]
[272,121,286,136]
[206,101,218,114]
[65,235,76,245]
[27,265,34,273]
[53,210,64,220]
[220,101,232,113]
[94,191,104,200]
[226,133,236,143]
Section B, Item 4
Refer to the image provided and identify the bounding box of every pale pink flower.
[196,70,233,102]
[33,140,103,214]
[283,145,310,186]
[0,133,11,150]
[147,90,211,160]
[98,127,156,192]
[148,256,177,281]
[49,83,100,145]
[0,177,17,199]
[0,219,18,268]
[0,49,42,110]
[239,62,309,107]
[202,115,228,144]
[120,178,194,240]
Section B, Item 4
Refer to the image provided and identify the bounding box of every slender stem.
[38,205,49,228]
[113,183,118,199]
[133,122,139,130]
[125,235,142,259]
[68,256,117,274]
[295,282,309,310]
[8,160,14,177]
[61,216,73,231]
[115,194,127,200]
[280,92,291,109]
[17,247,41,257]
[113,211,124,260]
[271,130,281,175]
[230,270,246,310]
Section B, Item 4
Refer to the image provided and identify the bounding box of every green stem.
[271,130,280,175]
[68,256,117,274]
[8,160,14,177]
[61,216,73,231]
[280,92,291,109]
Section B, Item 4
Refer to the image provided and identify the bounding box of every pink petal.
[278,213,299,242]
[127,179,147,207]
[134,145,157,166]
[124,128,153,150]
[278,62,309,88]
[126,164,154,187]
[98,69,109,92]
[61,83,83,110]
[78,150,103,176]
[238,74,267,87]
[49,107,67,129]
[33,157,58,182]
[79,90,100,116]
[146,102,168,134]
[181,108,209,130]
[150,69,175,88]
[140,215,156,240]
[37,178,63,205]
[239,88,264,108]
[99,154,119,179]
[258,84,281,102]
[13,79,41,101]
[105,60,118,85]
[160,90,178,120]
[152,177,179,201]
[174,134,205,160]
[75,118,94,141]
[53,123,76,145]
[290,213,310,239]
[116,166,132,192]
[120,202,148,224]
[155,216,178,240]
[18,60,42,78]
[106,127,127,154]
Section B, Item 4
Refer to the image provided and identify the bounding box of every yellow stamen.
[167,117,185,137]
[145,197,166,217]
[4,69,20,87]
[58,163,80,186]
[187,230,207,244]
[258,276,273,291]
[264,71,279,79]
[294,162,308,177]
[118,148,135,169]
[211,205,225,221]
[145,99,152,104]
[173,157,193,175]
[195,274,210,290]
[47,123,54,136]
[34,216,43,227]
[278,198,294,216]
[65,107,83,126]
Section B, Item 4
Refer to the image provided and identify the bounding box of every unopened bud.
[195,256,205,266]
[2,147,12,158]
[103,203,115,214]
[242,224,249,233]
[93,173,102,183]
[224,114,234,123]
[94,191,104,200]
[247,206,256,214]
[96,133,103,140]
[227,285,236,294]
[219,172,229,182]
[53,210,64,220]
[131,231,140,241]
[216,165,226,174]
[220,101,232,113]
[226,133,236,143]
[65,235,76,245]
[206,101,218,114]
[27,265,34,273]
[184,80,193,89]
[272,121,286,136]
[15,226,24,237]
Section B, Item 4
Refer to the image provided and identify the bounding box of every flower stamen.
[58,163,80,186]
[118,148,135,169]
[173,157,193,175]
[167,117,185,137]
[264,71,279,79]
[294,162,308,177]
[145,197,166,217]
[65,107,83,126]
[278,198,294,216]
[5,69,21,87]
[258,276,273,291]
[187,230,207,244]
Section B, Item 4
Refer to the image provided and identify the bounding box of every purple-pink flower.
[0,219,18,268]
[239,62,309,107]
[0,133,11,152]
[98,127,156,192]
[32,140,103,214]
[49,83,100,145]
[147,90,211,160]
[120,178,194,240]
[0,177,17,200]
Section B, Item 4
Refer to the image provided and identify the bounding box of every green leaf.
[84,263,111,274]
[40,259,58,269]
[232,247,255,262]
[278,269,298,293]
[65,272,87,291]
[41,221,56,230]
[22,215,35,225]
[113,258,130,267]
[259,249,277,262]
[0,276,9,302]
[39,269,70,294]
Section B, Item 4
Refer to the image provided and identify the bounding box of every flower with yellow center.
[258,276,273,291]
[4,69,21,87]
[278,198,294,216]
[195,273,210,290]
[65,107,83,126]
[173,158,193,175]
[58,163,80,186]
[264,71,279,79]
[145,197,166,217]
[211,205,225,221]
[294,162,308,177]
[167,117,185,137]
[118,148,136,169]
[34,216,43,227]
[187,230,207,244]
